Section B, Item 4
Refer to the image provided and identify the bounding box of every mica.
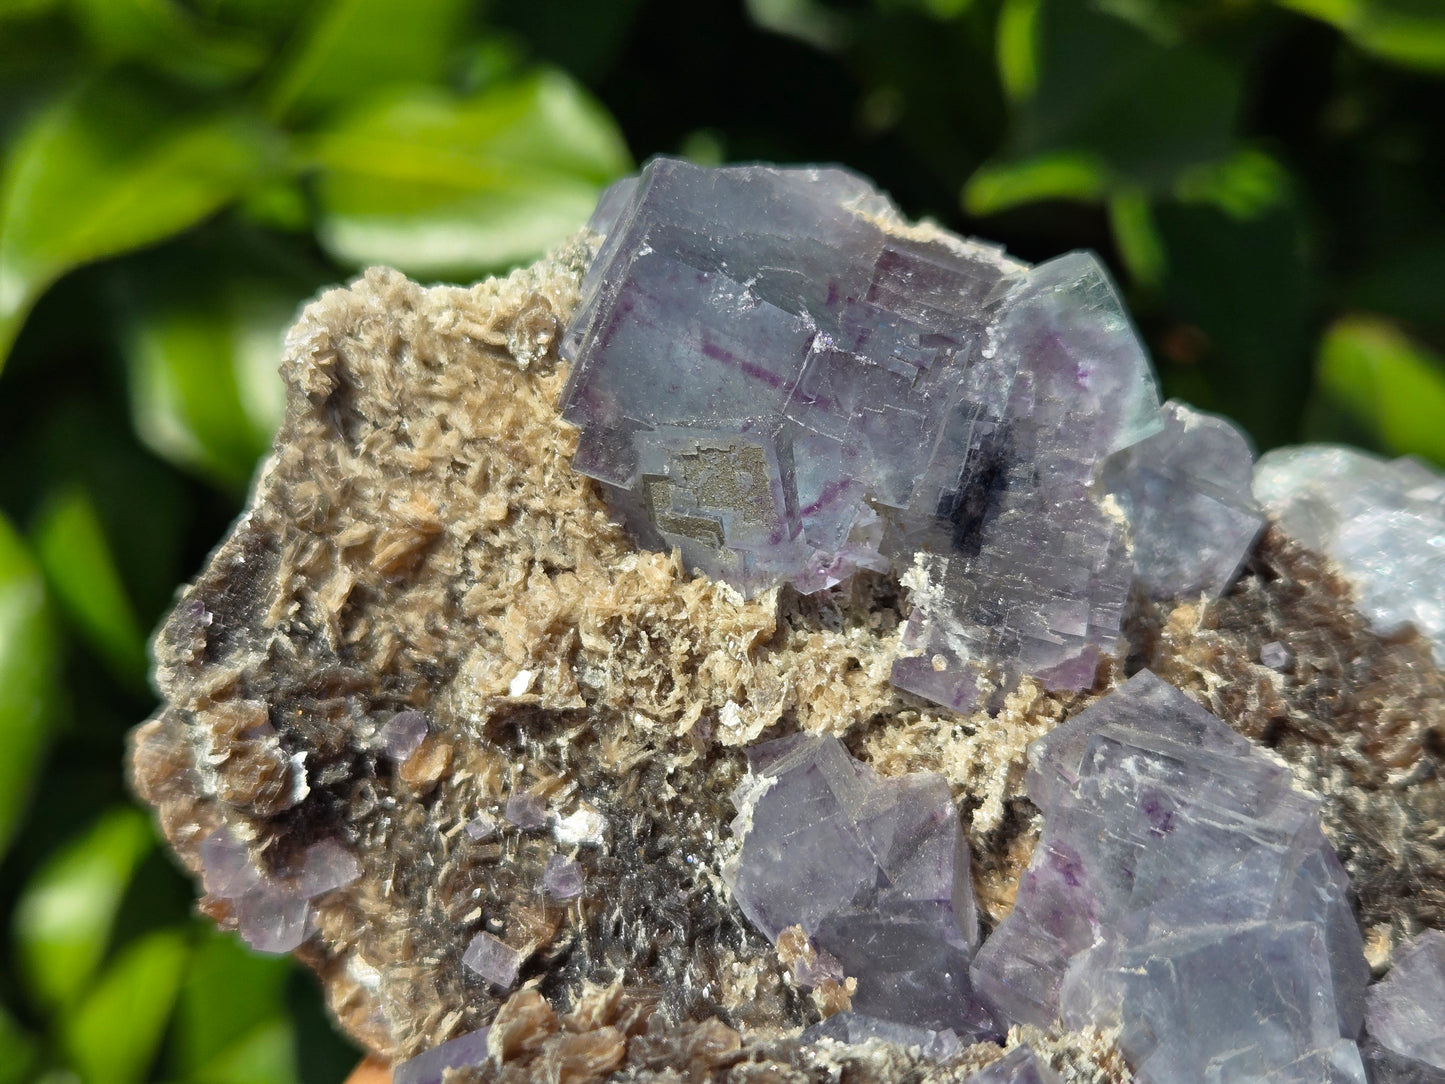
[1254,446,1445,663]
[972,670,1369,1082]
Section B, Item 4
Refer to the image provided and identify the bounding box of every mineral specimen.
[1361,930,1445,1082]
[1254,445,1445,663]
[726,734,995,1039]
[559,157,1262,711]
[126,156,1445,1084]
[393,1027,491,1084]
[972,670,1369,1082]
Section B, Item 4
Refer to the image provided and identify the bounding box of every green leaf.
[962,149,1110,215]
[309,70,632,277]
[1312,315,1445,463]
[0,75,279,368]
[32,483,149,688]
[0,510,58,857]
[1108,186,1166,289]
[0,998,39,1084]
[996,0,1042,101]
[69,0,269,87]
[1174,147,1291,220]
[61,928,191,1084]
[13,806,155,1011]
[171,927,296,1079]
[264,0,470,121]
[121,278,295,491]
[192,1019,300,1084]
[1278,0,1445,71]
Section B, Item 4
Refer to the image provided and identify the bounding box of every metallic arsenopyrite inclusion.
[973,670,1369,1082]
[558,157,1262,712]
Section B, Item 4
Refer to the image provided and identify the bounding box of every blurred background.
[0,0,1441,1080]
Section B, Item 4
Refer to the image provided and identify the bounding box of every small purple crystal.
[393,1027,492,1084]
[235,889,311,955]
[290,838,362,897]
[542,855,584,899]
[967,1047,1061,1084]
[1364,930,1445,1078]
[462,931,523,990]
[465,813,498,841]
[504,789,549,831]
[378,710,428,760]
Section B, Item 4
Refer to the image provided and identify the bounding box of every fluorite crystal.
[1362,930,1445,1082]
[1254,446,1445,663]
[392,1027,491,1084]
[972,670,1369,1082]
[725,734,996,1040]
[560,157,1260,711]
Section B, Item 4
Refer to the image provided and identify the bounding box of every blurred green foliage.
[0,0,1440,1081]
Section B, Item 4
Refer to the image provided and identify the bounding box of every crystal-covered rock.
[562,157,1261,712]
[1363,930,1445,1081]
[972,670,1368,1082]
[726,734,994,1039]
[1102,400,1263,599]
[1255,446,1445,664]
[393,1027,491,1084]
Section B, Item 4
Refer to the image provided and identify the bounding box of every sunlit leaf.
[0,75,280,368]
[996,0,1042,101]
[264,0,470,121]
[32,483,149,688]
[1313,315,1445,463]
[0,979,40,1084]
[61,928,191,1084]
[69,0,268,86]
[1175,148,1291,220]
[0,511,57,857]
[309,69,631,277]
[1278,0,1445,71]
[962,149,1110,215]
[192,1019,299,1084]
[13,806,155,1010]
[121,278,296,491]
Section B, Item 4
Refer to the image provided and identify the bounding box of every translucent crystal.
[543,855,584,899]
[504,789,549,830]
[393,1027,492,1084]
[1364,930,1445,1078]
[972,670,1368,1082]
[378,710,428,760]
[726,734,994,1039]
[1254,446,1445,663]
[1101,400,1263,599]
[462,931,523,990]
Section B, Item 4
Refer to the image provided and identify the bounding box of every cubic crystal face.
[1362,930,1445,1082]
[1254,446,1445,664]
[725,734,996,1041]
[560,157,1261,711]
[971,670,1369,1083]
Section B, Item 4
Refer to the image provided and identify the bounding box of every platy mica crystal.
[972,671,1369,1083]
[559,157,1260,711]
[1254,446,1445,664]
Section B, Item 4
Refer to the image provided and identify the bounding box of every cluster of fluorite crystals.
[559,157,1264,711]
[974,671,1369,1082]
[719,673,1373,1082]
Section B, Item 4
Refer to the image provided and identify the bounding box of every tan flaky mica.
[129,239,1443,1080]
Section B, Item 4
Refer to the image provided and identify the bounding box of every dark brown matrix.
[129,239,1445,1080]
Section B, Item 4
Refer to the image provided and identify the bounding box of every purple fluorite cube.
[393,1027,492,1084]
[726,734,994,1040]
[1364,930,1445,1079]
